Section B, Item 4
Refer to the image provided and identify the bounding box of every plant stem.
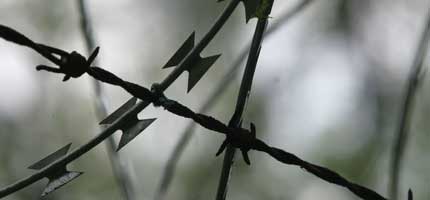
[389,8,430,200]
[77,1,137,199]
[215,1,274,200]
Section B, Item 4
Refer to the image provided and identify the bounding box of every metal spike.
[117,118,157,151]
[28,143,72,170]
[408,189,413,200]
[217,0,260,22]
[99,97,137,125]
[241,150,251,165]
[163,32,195,69]
[41,170,83,197]
[27,144,83,197]
[187,54,221,92]
[242,0,260,22]
[216,139,228,156]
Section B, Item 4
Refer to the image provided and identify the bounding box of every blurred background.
[1,0,430,199]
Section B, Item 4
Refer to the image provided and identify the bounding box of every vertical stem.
[77,1,137,199]
[389,8,430,200]
[215,2,274,200]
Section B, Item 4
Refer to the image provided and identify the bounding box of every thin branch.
[389,8,430,200]
[215,1,274,200]
[154,1,314,199]
[0,0,240,197]
[77,0,137,199]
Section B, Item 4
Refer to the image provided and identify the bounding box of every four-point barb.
[36,46,99,81]
[28,143,83,197]
[0,25,100,81]
[100,97,157,151]
[216,123,257,165]
[163,32,221,92]
[0,1,413,199]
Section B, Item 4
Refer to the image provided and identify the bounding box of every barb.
[2,35,395,200]
[40,58,393,200]
[218,0,259,23]
[0,1,406,200]
[215,1,274,199]
[162,31,221,92]
[0,0,241,196]
[154,1,315,199]
[25,143,84,197]
[408,189,413,200]
[158,0,240,92]
[0,23,391,200]
[77,0,138,199]
[389,8,430,200]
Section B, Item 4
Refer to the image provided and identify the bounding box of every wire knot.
[151,83,170,107]
[36,46,99,81]
[60,51,89,78]
[216,123,257,165]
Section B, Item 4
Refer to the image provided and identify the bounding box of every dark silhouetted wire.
[0,1,396,200]
[0,0,241,197]
[215,1,274,199]
[154,1,314,199]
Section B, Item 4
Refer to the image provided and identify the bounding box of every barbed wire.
[77,0,137,199]
[0,0,417,199]
[155,1,315,199]
[0,23,394,200]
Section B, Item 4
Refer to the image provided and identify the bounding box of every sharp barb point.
[62,75,70,82]
[99,97,138,125]
[231,0,261,23]
[116,118,157,151]
[88,46,100,64]
[187,54,221,92]
[41,171,83,197]
[408,189,413,200]
[216,140,228,156]
[163,32,195,69]
[241,150,251,165]
[28,143,72,170]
